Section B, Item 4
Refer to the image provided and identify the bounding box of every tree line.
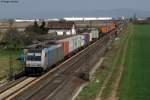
[0,20,49,50]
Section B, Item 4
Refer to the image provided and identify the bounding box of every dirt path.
[95,25,134,100]
[94,38,124,100]
[107,28,132,100]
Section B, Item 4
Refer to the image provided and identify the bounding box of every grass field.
[0,50,23,80]
[118,24,150,100]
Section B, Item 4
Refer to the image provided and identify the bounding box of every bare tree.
[8,19,14,80]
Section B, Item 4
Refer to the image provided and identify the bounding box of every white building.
[63,17,113,21]
[47,21,76,36]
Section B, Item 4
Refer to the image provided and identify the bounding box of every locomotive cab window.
[27,56,41,61]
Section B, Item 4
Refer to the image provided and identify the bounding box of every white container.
[77,35,85,47]
[90,29,99,40]
[67,35,83,53]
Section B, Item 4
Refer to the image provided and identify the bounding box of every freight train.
[24,21,118,75]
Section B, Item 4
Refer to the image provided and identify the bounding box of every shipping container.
[70,35,78,52]
[82,33,90,44]
[89,33,92,41]
[66,35,76,53]
[44,44,64,68]
[64,35,84,53]
[72,36,78,51]
[73,35,85,50]
[101,26,109,33]
[77,35,85,48]
[80,35,86,46]
[57,39,69,56]
[67,37,73,53]
[91,29,99,40]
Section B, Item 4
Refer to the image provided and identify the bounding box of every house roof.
[47,21,75,29]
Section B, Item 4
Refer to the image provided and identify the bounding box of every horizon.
[0,8,150,19]
[0,0,150,18]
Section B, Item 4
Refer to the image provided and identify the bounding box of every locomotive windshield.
[26,49,42,61]
[27,56,41,61]
[28,49,41,53]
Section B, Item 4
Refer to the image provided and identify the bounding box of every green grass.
[76,66,108,100]
[0,50,23,80]
[118,24,150,100]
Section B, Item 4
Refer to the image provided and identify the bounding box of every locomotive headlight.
[37,64,41,67]
[26,64,30,67]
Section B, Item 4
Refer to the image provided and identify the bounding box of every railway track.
[0,77,37,100]
[0,31,116,100]
[0,77,26,94]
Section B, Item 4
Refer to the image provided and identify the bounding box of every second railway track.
[0,77,37,100]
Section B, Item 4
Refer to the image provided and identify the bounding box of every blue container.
[43,44,64,69]
[48,49,51,65]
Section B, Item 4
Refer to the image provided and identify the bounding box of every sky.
[0,0,150,18]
